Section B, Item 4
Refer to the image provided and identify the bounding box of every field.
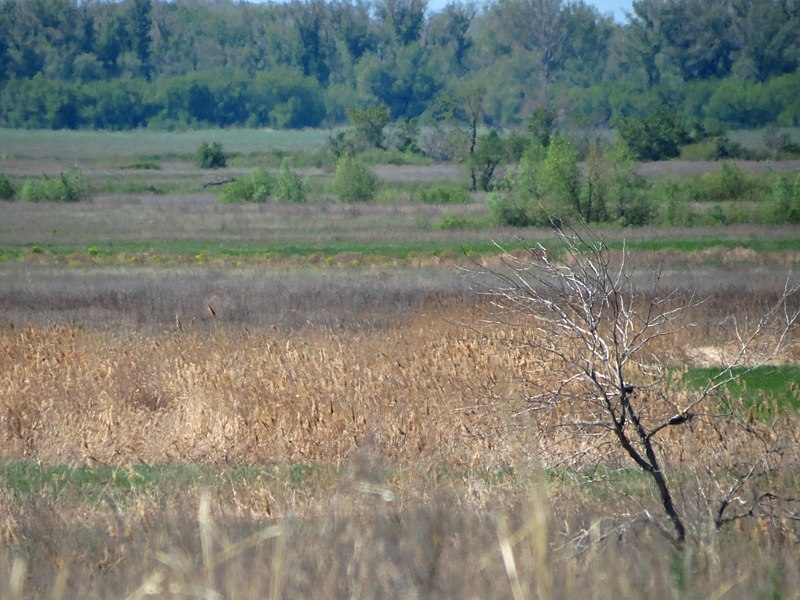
[1,130,800,599]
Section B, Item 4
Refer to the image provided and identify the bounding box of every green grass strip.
[680,365,800,412]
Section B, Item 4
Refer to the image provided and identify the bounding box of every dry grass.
[1,266,799,598]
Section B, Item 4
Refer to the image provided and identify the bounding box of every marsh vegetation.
[0,130,799,598]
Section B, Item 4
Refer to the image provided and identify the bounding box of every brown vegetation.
[0,286,799,597]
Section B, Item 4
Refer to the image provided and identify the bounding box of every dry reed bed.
[2,297,797,468]
[1,298,800,599]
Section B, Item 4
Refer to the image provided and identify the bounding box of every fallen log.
[203,177,236,188]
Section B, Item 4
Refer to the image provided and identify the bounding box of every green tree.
[489,0,569,98]
[470,130,505,192]
[375,0,427,46]
[540,134,582,220]
[128,0,153,80]
[347,105,391,149]
[731,0,800,82]
[527,106,557,148]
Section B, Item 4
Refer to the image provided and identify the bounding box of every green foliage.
[332,156,378,202]
[217,170,274,204]
[470,130,505,192]
[390,118,422,154]
[439,214,485,230]
[196,141,227,169]
[0,0,799,132]
[19,167,90,202]
[515,140,547,201]
[612,109,701,161]
[581,144,609,223]
[418,183,470,204]
[526,107,557,148]
[540,134,582,219]
[606,143,653,226]
[486,179,555,228]
[771,174,800,224]
[706,79,781,129]
[274,163,306,203]
[0,173,15,200]
[694,163,755,203]
[347,105,391,149]
[487,191,533,227]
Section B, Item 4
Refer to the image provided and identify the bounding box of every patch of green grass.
[0,462,327,505]
[613,237,800,254]
[3,234,800,265]
[0,239,504,264]
[681,365,800,412]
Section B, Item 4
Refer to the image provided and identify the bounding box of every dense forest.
[0,0,798,131]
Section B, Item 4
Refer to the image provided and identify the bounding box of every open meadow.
[1,130,800,598]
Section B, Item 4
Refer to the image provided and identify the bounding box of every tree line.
[0,0,798,131]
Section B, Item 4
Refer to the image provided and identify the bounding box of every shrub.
[650,179,695,226]
[274,163,306,203]
[486,191,551,227]
[0,173,14,200]
[19,167,90,202]
[693,163,756,203]
[612,108,700,161]
[332,156,378,202]
[196,142,227,169]
[218,170,273,203]
[771,174,800,224]
[439,214,484,230]
[418,184,470,204]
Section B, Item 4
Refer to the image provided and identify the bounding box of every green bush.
[691,163,757,203]
[332,156,378,202]
[218,170,273,203]
[274,163,306,203]
[196,141,227,169]
[19,167,90,202]
[650,179,695,226]
[418,183,470,204]
[439,214,484,230]
[0,173,15,200]
[612,108,701,161]
[486,191,551,227]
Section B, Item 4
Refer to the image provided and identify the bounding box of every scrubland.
[1,133,800,598]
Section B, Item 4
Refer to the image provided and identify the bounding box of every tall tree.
[731,0,800,81]
[375,0,427,46]
[128,0,153,79]
[490,0,569,98]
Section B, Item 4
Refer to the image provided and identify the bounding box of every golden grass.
[1,296,799,598]
[2,296,798,467]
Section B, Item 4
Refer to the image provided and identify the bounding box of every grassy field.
[1,129,800,599]
[0,128,332,160]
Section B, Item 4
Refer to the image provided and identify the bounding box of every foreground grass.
[1,459,798,599]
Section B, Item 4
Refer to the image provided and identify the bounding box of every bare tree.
[479,227,800,545]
